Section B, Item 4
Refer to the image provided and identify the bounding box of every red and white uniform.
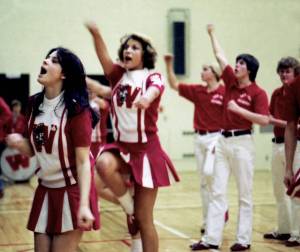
[203,65,269,246]
[178,84,224,229]
[282,76,300,239]
[269,85,300,234]
[90,99,109,158]
[110,66,162,143]
[26,93,99,234]
[101,64,179,188]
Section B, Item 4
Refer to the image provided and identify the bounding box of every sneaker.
[230,243,251,251]
[285,237,300,247]
[189,241,219,250]
[263,231,290,241]
[127,214,139,236]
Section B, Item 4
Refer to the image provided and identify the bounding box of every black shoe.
[285,237,300,247]
[190,241,219,251]
[263,231,290,241]
[230,243,251,251]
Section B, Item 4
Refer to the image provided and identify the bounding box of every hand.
[85,21,99,35]
[77,205,94,230]
[6,133,24,148]
[133,96,151,109]
[227,100,241,113]
[207,24,215,34]
[284,169,294,188]
[164,54,174,64]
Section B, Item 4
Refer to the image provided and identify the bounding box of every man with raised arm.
[190,24,269,251]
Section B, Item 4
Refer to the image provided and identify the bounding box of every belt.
[272,136,300,144]
[222,129,252,138]
[272,137,284,144]
[195,130,220,135]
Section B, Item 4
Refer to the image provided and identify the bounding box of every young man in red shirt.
[283,74,300,247]
[164,54,226,235]
[264,57,300,243]
[191,25,269,251]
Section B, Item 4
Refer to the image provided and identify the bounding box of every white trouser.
[291,144,300,238]
[194,132,221,228]
[271,142,292,233]
[203,134,255,246]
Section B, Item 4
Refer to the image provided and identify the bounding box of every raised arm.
[86,77,111,98]
[85,22,114,76]
[207,24,228,71]
[163,54,179,91]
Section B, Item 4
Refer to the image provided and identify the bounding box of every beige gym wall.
[0,0,299,170]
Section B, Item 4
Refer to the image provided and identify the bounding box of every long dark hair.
[32,47,99,127]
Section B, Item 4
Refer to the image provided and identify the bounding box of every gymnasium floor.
[0,169,299,252]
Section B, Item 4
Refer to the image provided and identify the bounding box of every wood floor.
[0,169,299,252]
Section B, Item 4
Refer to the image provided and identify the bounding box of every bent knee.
[95,152,118,176]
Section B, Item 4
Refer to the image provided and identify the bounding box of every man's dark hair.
[236,54,260,82]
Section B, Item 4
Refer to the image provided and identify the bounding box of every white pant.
[194,132,221,228]
[203,134,255,246]
[271,142,292,233]
[291,144,300,238]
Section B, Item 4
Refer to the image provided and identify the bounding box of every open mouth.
[124,56,132,62]
[40,67,47,75]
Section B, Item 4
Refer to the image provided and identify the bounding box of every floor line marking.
[154,219,197,243]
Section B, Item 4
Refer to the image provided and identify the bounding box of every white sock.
[131,238,142,252]
[118,190,134,215]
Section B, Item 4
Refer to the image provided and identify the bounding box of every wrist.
[80,200,89,207]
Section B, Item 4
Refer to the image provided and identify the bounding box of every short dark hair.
[118,34,157,69]
[236,54,259,82]
[276,57,300,76]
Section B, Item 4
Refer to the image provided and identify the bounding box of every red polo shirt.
[178,84,225,131]
[284,76,300,122]
[221,65,269,130]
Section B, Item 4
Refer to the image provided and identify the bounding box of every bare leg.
[134,184,158,252]
[96,152,127,197]
[34,233,52,252]
[51,229,83,252]
[94,162,141,251]
[94,172,119,204]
